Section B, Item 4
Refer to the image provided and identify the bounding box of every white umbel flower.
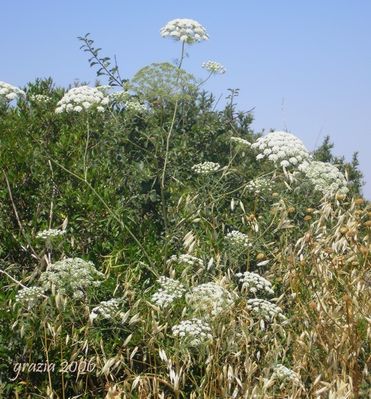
[172,318,212,346]
[166,254,204,268]
[90,298,126,323]
[55,86,109,113]
[272,364,301,384]
[15,286,45,305]
[302,161,349,196]
[160,18,208,44]
[39,257,104,298]
[191,161,221,175]
[225,230,251,250]
[186,282,235,317]
[245,177,273,195]
[151,276,186,308]
[29,94,51,103]
[36,228,66,240]
[202,61,226,74]
[251,131,311,170]
[230,136,251,147]
[236,272,274,295]
[247,298,286,321]
[0,81,25,102]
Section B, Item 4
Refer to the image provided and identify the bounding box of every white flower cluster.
[160,18,208,44]
[247,298,286,321]
[202,61,226,74]
[186,282,235,317]
[90,298,125,322]
[303,161,349,196]
[231,136,251,147]
[39,257,104,298]
[272,364,301,384]
[251,131,311,170]
[15,286,45,305]
[172,318,212,346]
[36,228,66,240]
[151,276,186,308]
[166,254,204,268]
[225,230,251,250]
[55,86,109,113]
[0,81,25,102]
[192,161,221,175]
[236,272,274,295]
[125,100,147,113]
[29,94,51,103]
[245,177,273,195]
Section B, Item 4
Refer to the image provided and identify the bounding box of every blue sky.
[2,1,370,198]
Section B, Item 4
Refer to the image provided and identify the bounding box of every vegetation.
[0,19,369,399]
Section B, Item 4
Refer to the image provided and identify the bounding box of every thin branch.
[2,169,40,261]
[49,159,158,277]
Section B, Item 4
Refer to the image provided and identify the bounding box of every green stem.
[160,42,186,261]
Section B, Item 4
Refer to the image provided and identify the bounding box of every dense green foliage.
[0,33,369,399]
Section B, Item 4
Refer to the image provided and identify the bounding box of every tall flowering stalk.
[159,18,208,260]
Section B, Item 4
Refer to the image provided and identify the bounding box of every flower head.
[192,161,220,175]
[230,136,251,147]
[172,318,212,346]
[236,271,274,295]
[186,282,235,317]
[302,161,348,196]
[90,298,126,323]
[245,177,273,195]
[0,81,25,102]
[160,18,208,44]
[225,230,251,251]
[247,298,286,321]
[15,286,45,306]
[36,228,66,240]
[55,86,109,113]
[151,276,186,308]
[166,254,204,268]
[29,94,51,104]
[251,131,311,170]
[39,257,104,298]
[272,364,301,385]
[202,61,226,74]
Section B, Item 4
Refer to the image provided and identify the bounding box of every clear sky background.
[1,1,370,198]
